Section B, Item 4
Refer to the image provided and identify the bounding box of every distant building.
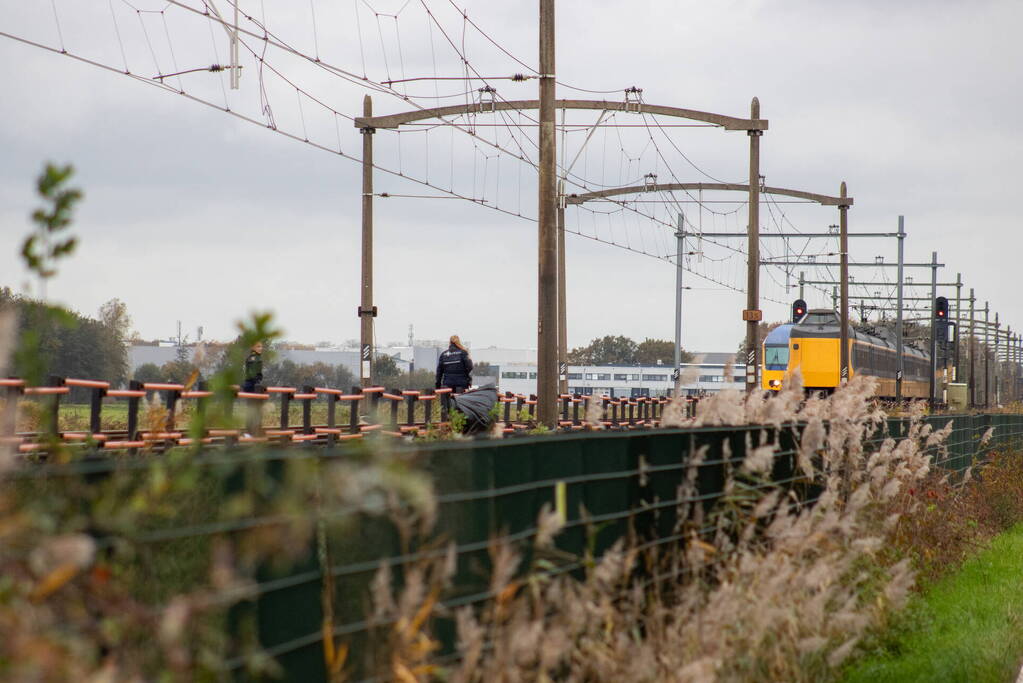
[127,343,730,393]
[498,354,745,398]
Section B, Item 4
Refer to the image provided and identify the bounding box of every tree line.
[567,336,693,366]
[133,349,453,393]
[1,288,129,389]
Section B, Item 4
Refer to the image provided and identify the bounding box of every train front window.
[764,345,789,368]
[802,312,836,325]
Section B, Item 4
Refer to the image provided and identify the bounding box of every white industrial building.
[496,352,745,397]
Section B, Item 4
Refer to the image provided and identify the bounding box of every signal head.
[791,299,808,323]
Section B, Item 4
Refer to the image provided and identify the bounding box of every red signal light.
[791,299,808,323]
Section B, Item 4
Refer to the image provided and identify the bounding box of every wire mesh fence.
[3,412,1020,680]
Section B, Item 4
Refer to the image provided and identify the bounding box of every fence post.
[440,391,451,423]
[403,391,417,429]
[279,390,292,430]
[326,391,338,446]
[389,391,400,430]
[89,385,104,435]
[369,387,382,419]
[349,387,362,435]
[244,390,263,437]
[572,393,581,426]
[165,388,180,433]
[46,375,63,437]
[194,381,208,438]
[424,391,434,426]
[301,385,314,435]
[127,380,142,441]
[2,381,23,440]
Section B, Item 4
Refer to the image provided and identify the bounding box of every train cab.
[761,323,794,391]
[788,309,847,391]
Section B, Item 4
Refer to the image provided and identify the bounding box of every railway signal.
[935,296,950,343]
[791,299,807,323]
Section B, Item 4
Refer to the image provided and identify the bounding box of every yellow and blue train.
[762,309,934,398]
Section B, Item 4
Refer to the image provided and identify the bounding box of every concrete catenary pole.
[895,216,905,402]
[557,121,568,396]
[984,301,990,407]
[968,288,976,407]
[838,182,850,386]
[1014,334,1019,402]
[928,251,938,405]
[359,95,375,387]
[1010,335,1018,402]
[1010,333,1018,402]
[674,212,685,396]
[995,313,1001,404]
[1001,327,1006,401]
[536,0,558,427]
[744,97,762,392]
[954,272,962,382]
[799,271,805,300]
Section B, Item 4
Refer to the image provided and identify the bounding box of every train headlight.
[769,380,781,388]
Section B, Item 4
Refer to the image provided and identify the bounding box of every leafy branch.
[21,163,83,292]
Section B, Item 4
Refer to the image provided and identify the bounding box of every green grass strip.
[845,523,1023,683]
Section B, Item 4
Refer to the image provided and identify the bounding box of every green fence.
[233,413,1023,679]
[7,413,1023,680]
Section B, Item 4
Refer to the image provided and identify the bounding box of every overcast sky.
[1,0,1020,353]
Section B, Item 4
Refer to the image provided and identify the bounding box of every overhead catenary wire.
[7,1,791,300]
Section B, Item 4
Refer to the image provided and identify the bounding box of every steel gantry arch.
[354,94,767,422]
[353,99,768,131]
[563,179,853,392]
[565,182,852,207]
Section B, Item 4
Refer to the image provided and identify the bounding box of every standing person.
[436,335,473,393]
[242,341,264,393]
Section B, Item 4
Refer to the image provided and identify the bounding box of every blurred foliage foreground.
[3,376,1023,682]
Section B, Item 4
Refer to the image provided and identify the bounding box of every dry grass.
[359,377,1023,682]
[358,375,960,682]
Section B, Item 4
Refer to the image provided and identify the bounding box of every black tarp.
[451,385,498,434]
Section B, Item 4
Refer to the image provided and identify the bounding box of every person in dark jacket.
[435,335,473,393]
[242,341,264,393]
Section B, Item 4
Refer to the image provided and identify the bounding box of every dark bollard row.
[1,376,699,453]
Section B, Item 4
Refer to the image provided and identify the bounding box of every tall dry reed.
[370,374,951,682]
